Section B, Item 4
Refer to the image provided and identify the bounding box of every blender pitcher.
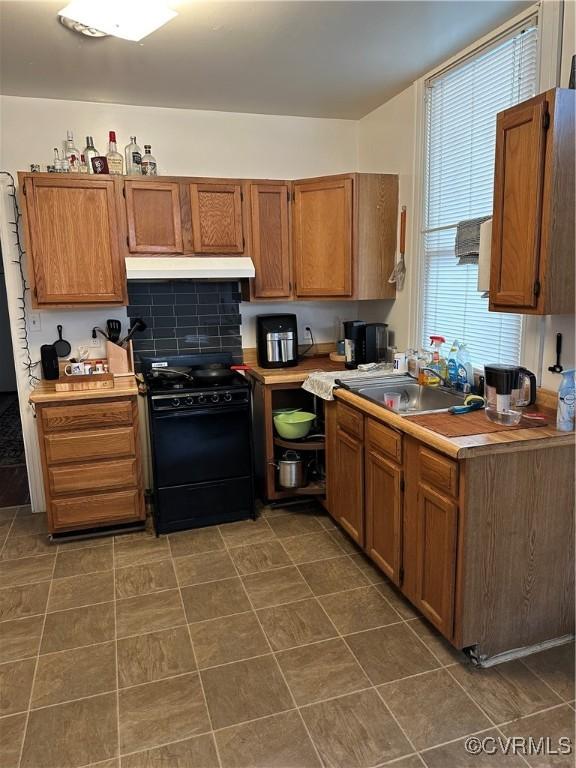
[484,365,536,425]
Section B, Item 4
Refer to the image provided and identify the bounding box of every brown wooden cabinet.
[125,180,183,253]
[326,398,574,660]
[248,182,292,299]
[331,403,364,545]
[490,88,575,314]
[32,387,145,534]
[189,181,245,254]
[20,174,127,307]
[292,173,398,300]
[364,420,402,585]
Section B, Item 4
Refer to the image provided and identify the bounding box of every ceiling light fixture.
[58,0,178,42]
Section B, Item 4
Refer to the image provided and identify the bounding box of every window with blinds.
[420,18,539,368]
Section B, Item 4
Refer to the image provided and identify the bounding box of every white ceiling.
[0,0,532,119]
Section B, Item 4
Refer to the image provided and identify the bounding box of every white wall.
[0,95,358,510]
[357,86,417,351]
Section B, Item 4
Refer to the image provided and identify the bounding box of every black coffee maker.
[343,321,366,369]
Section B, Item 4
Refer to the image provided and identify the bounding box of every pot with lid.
[484,364,536,425]
[275,450,306,489]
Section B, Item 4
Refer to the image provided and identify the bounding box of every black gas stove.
[141,354,255,535]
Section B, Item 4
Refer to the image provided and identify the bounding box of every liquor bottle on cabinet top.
[53,148,63,173]
[79,154,88,174]
[83,136,98,174]
[106,131,124,175]
[64,130,80,164]
[125,136,142,175]
[141,145,157,176]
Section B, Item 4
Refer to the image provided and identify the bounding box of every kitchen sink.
[350,376,468,415]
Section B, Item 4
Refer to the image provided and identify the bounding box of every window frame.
[407,1,562,378]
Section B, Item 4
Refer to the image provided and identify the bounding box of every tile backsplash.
[127,280,242,361]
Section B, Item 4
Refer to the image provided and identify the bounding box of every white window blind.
[421,18,539,368]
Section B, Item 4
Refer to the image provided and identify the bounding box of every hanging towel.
[477,218,492,297]
[455,215,491,265]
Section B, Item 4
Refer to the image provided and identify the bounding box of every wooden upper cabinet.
[20,174,127,307]
[293,177,353,297]
[249,182,291,299]
[189,182,245,253]
[490,88,575,314]
[292,173,398,300]
[125,180,183,254]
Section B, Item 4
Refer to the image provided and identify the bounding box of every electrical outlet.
[90,337,102,347]
[28,312,42,332]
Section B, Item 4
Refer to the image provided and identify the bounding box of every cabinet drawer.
[45,427,135,465]
[51,489,143,531]
[336,402,364,439]
[49,458,138,496]
[41,400,133,432]
[366,419,402,463]
[419,447,459,498]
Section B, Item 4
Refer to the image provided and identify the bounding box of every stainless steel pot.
[275,450,305,489]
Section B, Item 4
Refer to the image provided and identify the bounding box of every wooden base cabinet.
[35,394,145,534]
[326,400,575,661]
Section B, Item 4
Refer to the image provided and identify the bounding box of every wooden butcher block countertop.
[335,388,574,459]
[29,377,139,404]
[245,355,346,385]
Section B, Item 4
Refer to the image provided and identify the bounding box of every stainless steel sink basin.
[352,377,467,415]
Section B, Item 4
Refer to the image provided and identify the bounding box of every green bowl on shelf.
[274,411,316,439]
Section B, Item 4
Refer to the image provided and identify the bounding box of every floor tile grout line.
[0,512,18,560]
[219,523,327,768]
[517,654,573,704]
[16,549,57,768]
[276,535,420,763]
[112,535,122,764]
[172,541,225,768]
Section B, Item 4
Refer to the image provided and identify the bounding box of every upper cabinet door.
[293,177,353,297]
[125,181,183,254]
[22,176,126,307]
[189,182,244,253]
[490,94,548,309]
[250,183,291,299]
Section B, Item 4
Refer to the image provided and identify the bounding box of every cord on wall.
[0,171,40,386]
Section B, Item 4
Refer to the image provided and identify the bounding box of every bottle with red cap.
[426,335,447,386]
[106,131,124,175]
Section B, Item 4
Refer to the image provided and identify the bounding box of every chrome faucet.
[419,368,450,387]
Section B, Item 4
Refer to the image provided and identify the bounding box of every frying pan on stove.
[192,364,235,385]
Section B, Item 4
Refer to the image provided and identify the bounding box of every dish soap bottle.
[425,336,447,386]
[457,343,473,389]
[557,369,576,431]
[447,340,459,386]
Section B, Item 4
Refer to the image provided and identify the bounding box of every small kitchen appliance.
[256,314,299,368]
[142,354,255,534]
[343,321,367,369]
[364,323,390,364]
[484,364,536,425]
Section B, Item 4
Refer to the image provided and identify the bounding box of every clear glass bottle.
[83,136,99,174]
[53,148,63,173]
[64,130,80,164]
[141,145,157,176]
[106,131,124,175]
[124,136,142,175]
[69,154,79,173]
[79,154,88,174]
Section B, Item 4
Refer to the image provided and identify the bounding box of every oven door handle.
[152,405,249,419]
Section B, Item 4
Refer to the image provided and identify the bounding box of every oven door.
[150,404,252,488]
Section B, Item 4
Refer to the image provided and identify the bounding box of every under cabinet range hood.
[125,257,255,280]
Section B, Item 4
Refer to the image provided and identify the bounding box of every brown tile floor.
[0,502,574,768]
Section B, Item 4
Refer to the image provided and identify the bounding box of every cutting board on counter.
[405,409,549,437]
